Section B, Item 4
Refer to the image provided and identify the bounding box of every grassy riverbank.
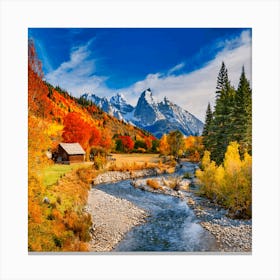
[29,153,168,251]
[42,163,91,187]
[29,164,97,252]
[108,153,176,173]
[111,153,160,165]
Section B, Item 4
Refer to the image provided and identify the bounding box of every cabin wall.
[57,145,69,161]
[68,154,85,163]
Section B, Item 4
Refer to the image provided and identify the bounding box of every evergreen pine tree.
[202,103,213,151]
[202,103,213,136]
[232,66,252,155]
[210,63,236,164]
[215,61,229,98]
[202,64,252,164]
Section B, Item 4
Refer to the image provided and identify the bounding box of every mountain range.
[81,88,204,138]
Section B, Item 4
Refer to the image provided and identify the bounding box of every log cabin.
[56,143,85,164]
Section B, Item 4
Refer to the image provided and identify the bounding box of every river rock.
[92,169,160,185]
[90,161,252,253]
[132,174,252,252]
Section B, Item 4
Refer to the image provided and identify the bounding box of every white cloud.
[167,62,185,75]
[46,30,252,122]
[45,41,114,97]
[121,30,252,121]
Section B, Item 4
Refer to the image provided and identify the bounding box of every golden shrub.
[146,179,161,190]
[196,142,252,218]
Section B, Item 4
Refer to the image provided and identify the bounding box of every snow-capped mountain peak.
[81,93,117,117]
[163,96,171,105]
[142,88,154,103]
[110,92,126,105]
[134,89,165,125]
[82,88,204,138]
[110,92,133,114]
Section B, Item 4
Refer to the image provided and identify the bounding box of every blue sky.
[28,28,252,121]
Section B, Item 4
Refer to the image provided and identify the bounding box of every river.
[95,162,218,252]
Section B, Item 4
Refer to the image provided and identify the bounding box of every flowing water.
[95,162,218,252]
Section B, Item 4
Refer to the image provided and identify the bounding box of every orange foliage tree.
[89,125,101,147]
[62,112,101,152]
[184,136,204,162]
[99,128,112,150]
[144,137,152,151]
[62,112,91,149]
[28,41,98,252]
[158,134,170,155]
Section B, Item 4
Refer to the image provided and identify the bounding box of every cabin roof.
[59,143,86,155]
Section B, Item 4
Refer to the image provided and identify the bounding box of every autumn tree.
[62,112,101,153]
[63,112,90,149]
[196,141,252,218]
[167,130,185,159]
[184,136,204,162]
[28,115,52,251]
[89,125,101,147]
[144,137,152,151]
[99,128,112,150]
[158,134,170,156]
[115,136,134,152]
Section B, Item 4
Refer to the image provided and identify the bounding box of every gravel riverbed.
[87,167,251,253]
[132,176,252,252]
[185,193,252,252]
[92,168,161,185]
[87,188,147,252]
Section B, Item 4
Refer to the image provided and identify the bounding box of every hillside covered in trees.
[28,39,156,251]
[28,39,156,156]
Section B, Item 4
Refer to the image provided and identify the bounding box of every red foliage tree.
[99,129,112,150]
[119,135,134,152]
[86,105,99,115]
[144,137,152,150]
[62,112,102,152]
[89,126,101,147]
[63,113,90,149]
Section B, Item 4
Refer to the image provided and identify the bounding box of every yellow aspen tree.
[158,134,170,155]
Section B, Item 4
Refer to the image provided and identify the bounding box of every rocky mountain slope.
[82,88,204,138]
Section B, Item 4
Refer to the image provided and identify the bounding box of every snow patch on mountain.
[110,93,133,115]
